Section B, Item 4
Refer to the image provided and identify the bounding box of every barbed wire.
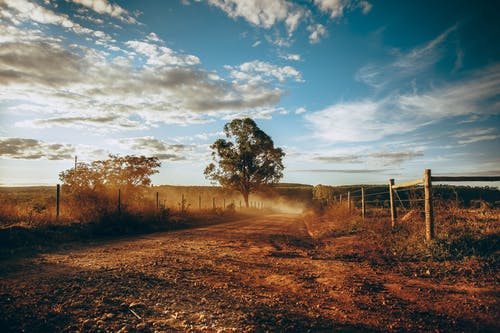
[363,200,388,204]
[363,190,390,197]
[398,198,425,202]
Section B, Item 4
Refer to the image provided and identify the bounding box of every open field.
[0,184,312,227]
[0,185,499,332]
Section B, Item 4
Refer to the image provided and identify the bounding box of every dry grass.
[0,186,246,256]
[305,200,499,283]
[0,184,307,229]
[0,185,245,227]
[304,202,361,238]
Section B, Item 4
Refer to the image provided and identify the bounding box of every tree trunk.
[243,191,249,208]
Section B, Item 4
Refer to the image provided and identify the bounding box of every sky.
[0,0,499,186]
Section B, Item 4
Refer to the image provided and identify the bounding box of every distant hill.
[273,183,313,188]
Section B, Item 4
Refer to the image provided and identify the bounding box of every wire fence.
[312,169,500,241]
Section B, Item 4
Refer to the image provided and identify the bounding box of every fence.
[6,171,499,233]
[52,186,266,217]
[317,169,500,242]
[391,170,500,241]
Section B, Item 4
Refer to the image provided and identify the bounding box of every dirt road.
[0,214,497,332]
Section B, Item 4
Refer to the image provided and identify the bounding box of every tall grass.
[0,186,248,255]
[307,198,499,263]
[0,185,241,227]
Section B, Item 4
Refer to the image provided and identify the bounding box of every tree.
[204,118,285,207]
[59,154,161,193]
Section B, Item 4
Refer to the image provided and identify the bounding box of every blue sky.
[0,0,499,186]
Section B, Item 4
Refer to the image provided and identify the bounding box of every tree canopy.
[59,154,161,193]
[204,118,285,207]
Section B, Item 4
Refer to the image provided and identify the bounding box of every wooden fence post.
[339,194,342,205]
[181,194,185,212]
[361,187,365,221]
[213,198,215,209]
[424,169,434,241]
[389,179,396,228]
[56,184,60,218]
[199,195,201,210]
[117,189,121,214]
[156,192,159,210]
[223,198,226,209]
[347,191,351,210]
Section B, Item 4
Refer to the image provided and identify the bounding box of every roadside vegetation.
[305,195,499,285]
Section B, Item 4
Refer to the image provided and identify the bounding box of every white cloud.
[0,137,119,161]
[204,0,292,29]
[306,64,500,143]
[284,7,305,35]
[457,135,499,145]
[228,60,302,83]
[69,0,139,24]
[170,131,225,144]
[358,1,372,14]
[195,0,371,45]
[115,137,192,160]
[16,115,147,132]
[2,0,72,26]
[112,136,220,162]
[305,100,389,142]
[314,0,344,18]
[356,25,458,89]
[198,0,314,43]
[307,23,327,44]
[125,40,200,66]
[265,34,292,48]
[146,32,162,42]
[312,150,423,166]
[1,0,114,42]
[220,106,285,121]
[314,0,373,19]
[0,24,287,130]
[193,131,225,141]
[251,40,261,47]
[452,128,499,145]
[295,107,307,114]
[314,0,372,18]
[395,25,457,70]
[281,53,301,61]
[0,137,75,160]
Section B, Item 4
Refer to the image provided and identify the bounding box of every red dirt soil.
[0,213,498,332]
